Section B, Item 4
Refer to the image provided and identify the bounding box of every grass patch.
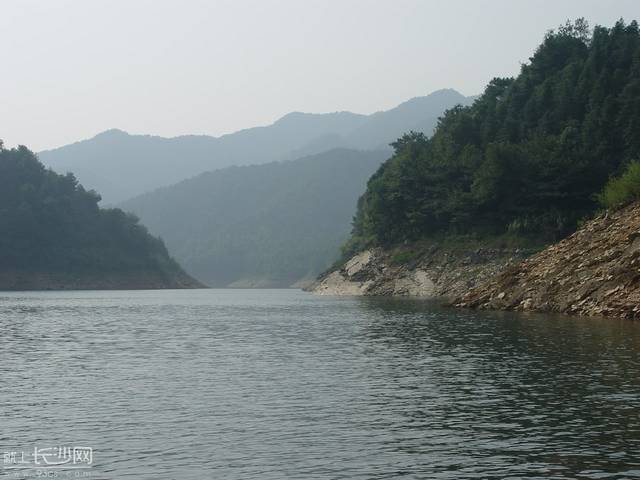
[598,161,640,210]
[390,250,419,265]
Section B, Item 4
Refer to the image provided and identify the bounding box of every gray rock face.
[309,246,527,298]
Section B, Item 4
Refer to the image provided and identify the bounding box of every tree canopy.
[346,19,640,256]
[0,143,185,276]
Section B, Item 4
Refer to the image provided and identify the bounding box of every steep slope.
[456,202,640,320]
[0,144,201,290]
[39,89,472,203]
[120,149,389,287]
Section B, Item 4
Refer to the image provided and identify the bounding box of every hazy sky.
[1,0,638,151]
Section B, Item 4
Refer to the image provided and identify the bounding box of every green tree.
[346,19,640,254]
[0,143,189,279]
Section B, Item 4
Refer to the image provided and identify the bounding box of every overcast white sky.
[1,0,638,151]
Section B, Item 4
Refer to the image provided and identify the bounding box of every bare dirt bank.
[455,202,640,320]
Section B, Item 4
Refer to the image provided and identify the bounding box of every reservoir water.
[1,289,639,479]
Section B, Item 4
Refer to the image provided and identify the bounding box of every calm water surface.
[1,289,640,479]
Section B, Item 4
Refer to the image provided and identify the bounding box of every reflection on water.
[1,290,639,479]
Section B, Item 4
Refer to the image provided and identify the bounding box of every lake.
[1,289,639,479]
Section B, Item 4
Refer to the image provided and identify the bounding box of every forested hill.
[120,149,389,287]
[0,144,200,290]
[345,19,640,257]
[39,89,472,203]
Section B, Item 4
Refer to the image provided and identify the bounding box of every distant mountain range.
[39,89,474,203]
[120,148,389,287]
[38,88,475,287]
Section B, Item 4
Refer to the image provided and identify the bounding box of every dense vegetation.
[0,143,189,279]
[121,149,390,287]
[346,19,640,256]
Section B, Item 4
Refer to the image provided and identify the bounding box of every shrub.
[597,161,640,210]
[390,250,418,265]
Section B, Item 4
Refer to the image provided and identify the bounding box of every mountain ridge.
[120,148,390,287]
[39,89,474,203]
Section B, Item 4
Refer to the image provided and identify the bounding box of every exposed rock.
[344,250,375,278]
[313,271,373,295]
[455,202,640,320]
[309,245,529,298]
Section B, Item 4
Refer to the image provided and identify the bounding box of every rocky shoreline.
[455,203,640,320]
[308,244,531,299]
[309,202,640,320]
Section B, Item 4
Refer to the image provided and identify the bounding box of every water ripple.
[1,290,639,479]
